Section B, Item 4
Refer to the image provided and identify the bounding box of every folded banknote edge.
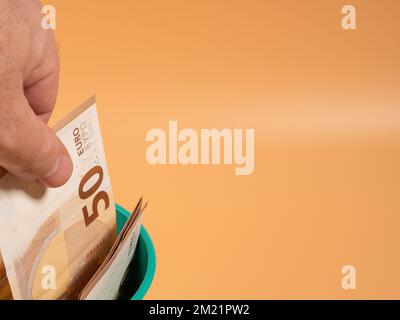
[79,199,147,300]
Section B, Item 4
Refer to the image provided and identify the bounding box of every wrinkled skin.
[0,0,72,187]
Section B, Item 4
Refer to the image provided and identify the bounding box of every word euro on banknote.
[0,96,116,300]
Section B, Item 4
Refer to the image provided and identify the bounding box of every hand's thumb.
[0,95,73,188]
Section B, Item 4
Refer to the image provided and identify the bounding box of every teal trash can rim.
[116,203,156,300]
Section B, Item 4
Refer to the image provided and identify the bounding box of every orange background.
[49,0,400,298]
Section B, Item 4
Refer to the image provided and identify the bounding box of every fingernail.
[39,152,73,188]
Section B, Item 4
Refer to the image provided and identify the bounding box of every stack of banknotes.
[0,97,145,300]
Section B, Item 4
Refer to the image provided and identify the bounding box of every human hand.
[0,0,72,188]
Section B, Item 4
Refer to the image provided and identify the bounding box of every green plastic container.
[115,204,156,300]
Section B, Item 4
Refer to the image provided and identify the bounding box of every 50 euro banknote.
[0,96,116,300]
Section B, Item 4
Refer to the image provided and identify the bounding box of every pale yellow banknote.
[0,97,116,300]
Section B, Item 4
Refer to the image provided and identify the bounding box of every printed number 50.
[79,165,110,227]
